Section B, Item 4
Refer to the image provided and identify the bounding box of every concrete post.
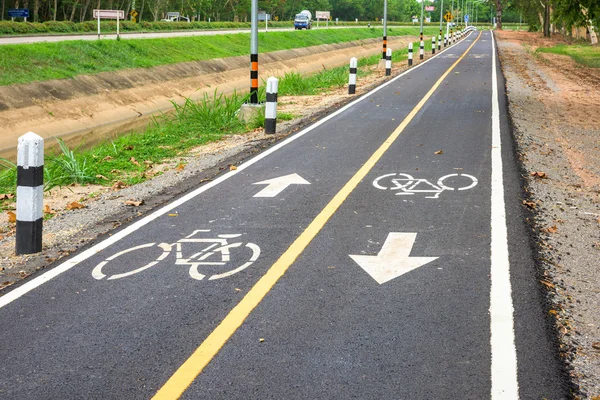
[264,77,278,135]
[348,57,357,95]
[420,40,424,60]
[385,48,392,76]
[16,132,44,255]
[432,37,436,55]
[408,43,413,67]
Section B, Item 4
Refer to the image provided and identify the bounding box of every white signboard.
[315,11,330,20]
[93,9,124,19]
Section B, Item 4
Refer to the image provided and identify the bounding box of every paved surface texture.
[0,31,569,399]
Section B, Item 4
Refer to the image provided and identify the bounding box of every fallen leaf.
[548,309,557,315]
[111,181,127,191]
[434,150,443,155]
[259,338,265,343]
[124,200,144,207]
[130,157,140,166]
[124,145,134,151]
[540,280,555,288]
[235,288,241,292]
[7,211,16,223]
[168,213,178,217]
[0,194,15,200]
[541,225,558,234]
[592,342,600,350]
[522,200,536,209]
[176,163,185,172]
[66,201,85,210]
[96,174,109,181]
[43,205,55,215]
[229,165,238,171]
[102,156,113,161]
[530,171,547,179]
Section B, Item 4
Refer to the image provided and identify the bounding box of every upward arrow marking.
[253,173,310,198]
[349,233,438,285]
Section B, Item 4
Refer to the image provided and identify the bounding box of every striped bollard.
[264,77,278,135]
[438,34,442,51]
[444,34,448,47]
[419,40,424,60]
[385,48,392,76]
[16,132,44,255]
[432,37,436,55]
[348,57,357,95]
[450,30,454,44]
[408,43,413,67]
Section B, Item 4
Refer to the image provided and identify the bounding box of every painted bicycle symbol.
[92,230,260,281]
[373,173,478,199]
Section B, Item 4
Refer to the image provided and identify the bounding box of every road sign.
[315,11,330,20]
[444,12,453,22]
[464,14,469,23]
[166,11,180,18]
[253,173,310,197]
[350,233,438,284]
[8,8,29,18]
[257,13,270,21]
[93,9,125,19]
[425,6,435,12]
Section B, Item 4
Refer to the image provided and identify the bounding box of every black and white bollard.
[408,43,413,67]
[438,34,442,51]
[16,132,44,255]
[444,33,448,47]
[432,37,436,55]
[419,40,424,60]
[385,48,392,76]
[264,77,278,135]
[348,57,357,95]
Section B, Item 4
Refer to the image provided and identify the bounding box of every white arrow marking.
[252,173,310,198]
[349,233,438,285]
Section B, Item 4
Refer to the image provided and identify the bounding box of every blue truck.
[294,10,312,30]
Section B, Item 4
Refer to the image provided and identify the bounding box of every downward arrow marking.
[253,173,310,198]
[349,233,438,285]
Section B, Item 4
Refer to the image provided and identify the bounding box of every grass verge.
[0,36,432,213]
[0,27,440,86]
[537,44,600,68]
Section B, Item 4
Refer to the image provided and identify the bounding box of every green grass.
[537,44,600,68]
[0,27,440,86]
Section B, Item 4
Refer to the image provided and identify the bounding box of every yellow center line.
[153,30,483,400]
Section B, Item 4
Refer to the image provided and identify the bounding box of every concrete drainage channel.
[0,36,415,161]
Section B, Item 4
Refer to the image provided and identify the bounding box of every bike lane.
[0,34,479,398]
[175,30,568,399]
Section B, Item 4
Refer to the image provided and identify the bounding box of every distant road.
[0,25,368,45]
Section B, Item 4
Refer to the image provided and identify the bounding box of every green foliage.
[537,44,600,68]
[45,138,94,188]
[0,158,17,196]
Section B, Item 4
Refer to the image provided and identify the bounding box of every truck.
[294,10,312,30]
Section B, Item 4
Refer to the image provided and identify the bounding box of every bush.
[43,21,75,32]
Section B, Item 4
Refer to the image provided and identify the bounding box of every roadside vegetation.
[0,27,440,86]
[0,37,427,211]
[537,44,600,68]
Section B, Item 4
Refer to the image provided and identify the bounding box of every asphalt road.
[0,30,568,399]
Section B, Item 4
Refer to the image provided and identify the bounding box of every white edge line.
[0,34,469,309]
[489,30,520,399]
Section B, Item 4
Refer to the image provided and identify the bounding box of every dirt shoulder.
[496,30,600,398]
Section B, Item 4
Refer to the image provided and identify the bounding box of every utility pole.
[250,0,258,104]
[420,0,425,43]
[382,0,388,59]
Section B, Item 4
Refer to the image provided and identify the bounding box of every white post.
[97,12,101,39]
[117,14,120,39]
[432,36,436,54]
[264,77,278,134]
[408,42,413,66]
[16,132,44,255]
[385,48,392,76]
[348,57,357,94]
[420,39,424,60]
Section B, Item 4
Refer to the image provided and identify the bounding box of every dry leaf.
[124,200,144,207]
[540,280,555,288]
[0,194,15,200]
[7,211,16,223]
[102,156,113,161]
[530,171,547,179]
[124,145,134,150]
[541,225,558,234]
[168,213,178,217]
[96,174,109,181]
[229,165,238,171]
[43,204,56,215]
[130,157,140,166]
[259,338,265,343]
[522,200,536,209]
[176,163,185,172]
[66,201,85,210]
[548,309,558,315]
[112,181,126,191]
[434,150,443,155]
[592,342,600,350]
